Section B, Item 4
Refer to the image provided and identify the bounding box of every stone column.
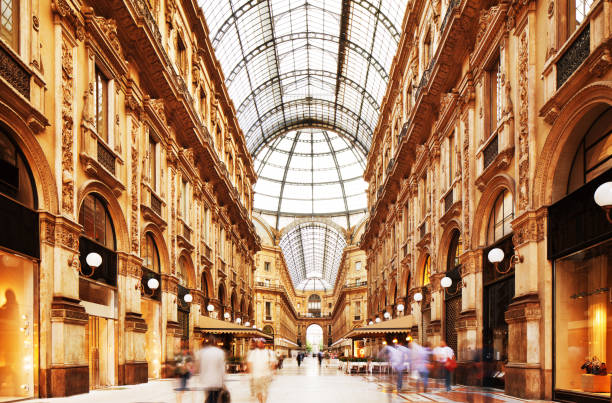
[429,273,445,347]
[121,256,148,385]
[504,209,546,398]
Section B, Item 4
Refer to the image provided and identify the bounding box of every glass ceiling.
[253,128,368,228]
[279,221,347,291]
[199,0,408,227]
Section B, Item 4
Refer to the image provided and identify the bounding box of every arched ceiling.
[279,220,347,291]
[199,0,408,155]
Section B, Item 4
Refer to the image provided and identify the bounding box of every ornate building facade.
[0,0,259,398]
[361,0,611,400]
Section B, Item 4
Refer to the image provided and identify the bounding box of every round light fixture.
[224,312,230,319]
[245,321,250,327]
[252,324,257,328]
[236,318,242,324]
[396,304,404,312]
[488,248,505,263]
[392,338,398,344]
[147,278,159,290]
[594,182,612,207]
[183,293,193,303]
[440,276,452,288]
[375,317,381,323]
[383,311,391,319]
[207,304,214,312]
[414,292,423,302]
[368,320,374,326]
[86,252,102,268]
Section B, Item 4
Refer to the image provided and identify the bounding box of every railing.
[419,221,427,240]
[78,236,117,287]
[444,189,454,212]
[440,0,459,34]
[182,222,192,242]
[97,140,116,175]
[0,44,30,99]
[386,158,395,175]
[557,24,590,89]
[344,281,368,289]
[398,121,409,142]
[150,193,162,216]
[483,135,499,169]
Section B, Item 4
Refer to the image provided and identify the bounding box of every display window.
[141,299,161,379]
[0,249,35,400]
[555,239,612,399]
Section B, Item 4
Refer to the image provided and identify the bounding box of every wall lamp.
[80,252,102,278]
[487,248,523,274]
[139,277,160,296]
[595,182,612,223]
[440,276,464,296]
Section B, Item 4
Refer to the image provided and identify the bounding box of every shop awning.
[198,316,272,339]
[343,315,414,339]
[330,338,352,348]
[275,337,299,348]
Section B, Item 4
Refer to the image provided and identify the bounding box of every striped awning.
[199,316,272,339]
[343,315,414,339]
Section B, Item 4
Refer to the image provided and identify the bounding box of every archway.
[306,324,323,354]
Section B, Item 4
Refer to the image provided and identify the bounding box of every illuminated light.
[224,312,230,319]
[406,336,412,342]
[183,293,193,303]
[487,248,504,264]
[414,292,423,302]
[375,317,381,323]
[147,278,160,290]
[383,312,391,319]
[594,182,612,207]
[86,252,102,268]
[245,321,250,327]
[440,276,452,288]
[236,318,242,324]
[392,338,398,344]
[382,341,387,345]
[207,304,215,312]
[396,304,404,312]
[368,321,374,326]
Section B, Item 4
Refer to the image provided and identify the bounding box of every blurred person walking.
[197,336,227,403]
[296,352,303,367]
[434,341,456,391]
[247,339,276,403]
[317,351,323,366]
[174,346,193,403]
[411,341,431,393]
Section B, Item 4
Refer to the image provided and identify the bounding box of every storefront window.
[555,239,612,396]
[141,299,161,379]
[0,249,34,399]
[422,255,431,286]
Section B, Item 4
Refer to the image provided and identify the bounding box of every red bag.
[445,357,457,371]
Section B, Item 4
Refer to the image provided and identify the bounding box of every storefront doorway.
[86,316,117,389]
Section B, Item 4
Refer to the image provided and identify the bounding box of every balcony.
[80,131,125,196]
[141,184,166,230]
[482,135,498,170]
[177,220,194,251]
[444,188,454,213]
[343,281,368,289]
[557,24,590,89]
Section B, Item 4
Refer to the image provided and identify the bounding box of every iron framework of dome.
[199,0,409,228]
[279,221,347,291]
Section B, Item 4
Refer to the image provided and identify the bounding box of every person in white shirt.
[197,336,226,403]
[247,339,276,403]
[435,341,455,391]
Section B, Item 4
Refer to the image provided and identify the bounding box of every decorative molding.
[130,122,140,254]
[61,39,75,215]
[517,30,530,212]
[511,208,546,247]
[475,146,515,192]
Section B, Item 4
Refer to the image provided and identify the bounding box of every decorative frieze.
[131,122,140,253]
[61,39,75,215]
[517,29,530,212]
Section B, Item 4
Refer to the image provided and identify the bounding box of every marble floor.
[26,358,553,403]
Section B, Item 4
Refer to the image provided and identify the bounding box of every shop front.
[550,106,612,403]
[0,129,39,401]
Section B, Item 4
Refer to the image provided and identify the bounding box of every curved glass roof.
[279,221,347,291]
[253,128,368,228]
[199,0,408,156]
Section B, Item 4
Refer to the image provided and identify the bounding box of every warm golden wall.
[0,0,259,397]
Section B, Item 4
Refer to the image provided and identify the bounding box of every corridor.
[27,358,552,403]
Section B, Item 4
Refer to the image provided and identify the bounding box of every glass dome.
[253,128,367,228]
[279,220,347,292]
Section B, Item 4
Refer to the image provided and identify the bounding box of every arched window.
[486,189,514,245]
[218,283,226,306]
[0,129,36,209]
[447,230,462,272]
[201,272,209,297]
[79,193,115,249]
[143,233,160,273]
[422,255,431,286]
[567,107,612,193]
[177,256,188,287]
[308,294,321,316]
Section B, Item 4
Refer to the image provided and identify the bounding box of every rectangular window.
[181,180,188,223]
[203,207,209,241]
[448,132,455,186]
[354,301,361,320]
[264,278,270,287]
[420,174,428,219]
[570,0,594,31]
[355,261,362,271]
[94,68,109,142]
[265,301,271,320]
[0,0,18,49]
[176,35,187,75]
[488,55,502,134]
[148,134,157,191]
[264,262,270,271]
